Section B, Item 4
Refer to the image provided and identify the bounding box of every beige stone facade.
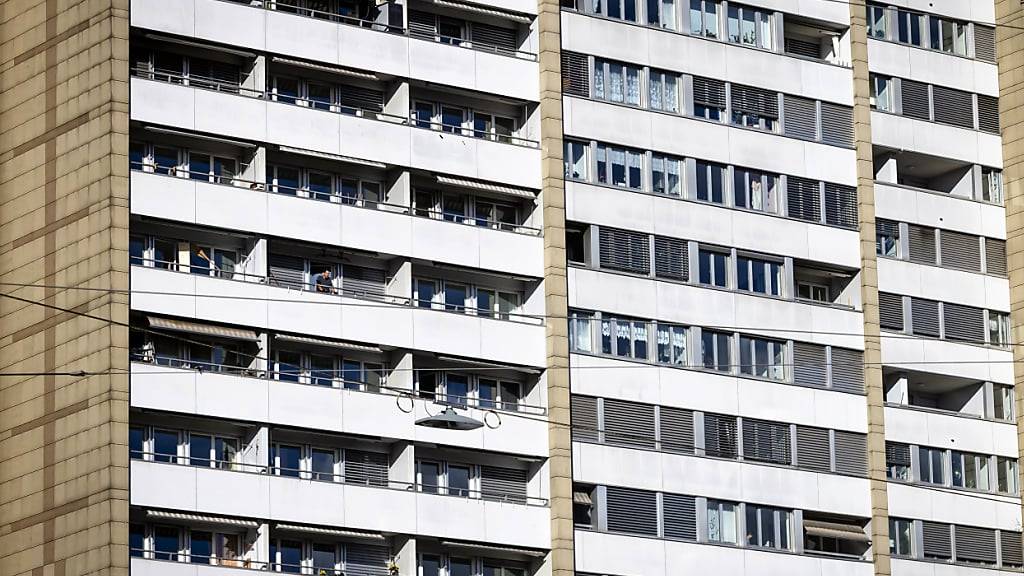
[0,1,130,575]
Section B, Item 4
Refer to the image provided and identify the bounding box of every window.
[573,484,595,527]
[988,312,1010,347]
[414,279,438,308]
[698,249,729,287]
[997,457,1018,494]
[565,140,589,180]
[797,282,829,303]
[706,499,738,544]
[889,518,913,557]
[418,461,441,493]
[886,442,911,481]
[413,101,434,128]
[272,76,300,105]
[726,3,772,49]
[744,505,791,550]
[647,0,675,29]
[733,168,778,213]
[701,330,732,372]
[876,219,899,257]
[593,59,641,106]
[738,336,785,380]
[130,426,145,459]
[866,4,887,38]
[269,165,300,195]
[649,70,679,113]
[472,111,516,143]
[918,446,945,484]
[601,316,649,359]
[188,151,236,184]
[928,15,967,56]
[656,324,687,365]
[689,0,719,38]
[651,154,683,197]
[130,523,145,557]
[591,0,638,21]
[420,555,442,576]
[896,9,925,47]
[188,433,238,470]
[736,256,781,296]
[153,525,180,561]
[310,543,338,574]
[692,77,726,121]
[730,85,778,132]
[152,429,178,463]
[870,74,894,112]
[570,310,595,353]
[444,373,470,406]
[596,144,643,189]
[981,168,1003,204]
[952,451,992,491]
[695,160,726,203]
[272,539,302,573]
[441,106,466,135]
[993,384,1013,421]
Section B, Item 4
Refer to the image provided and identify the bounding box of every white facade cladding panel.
[131,0,540,101]
[574,530,875,576]
[564,97,858,186]
[561,11,854,106]
[887,483,1021,532]
[884,407,1018,458]
[565,182,862,269]
[880,334,1014,385]
[889,558,1021,576]
[130,460,551,548]
[874,182,1007,240]
[129,363,549,457]
[867,39,999,97]
[130,558,255,576]
[572,442,872,517]
[129,78,542,189]
[569,354,870,433]
[130,171,544,278]
[130,266,546,367]
[568,267,865,349]
[871,111,1004,168]
[877,259,1010,311]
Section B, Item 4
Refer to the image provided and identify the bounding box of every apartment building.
[3,1,1024,576]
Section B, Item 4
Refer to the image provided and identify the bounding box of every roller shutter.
[830,347,865,394]
[986,238,1007,276]
[792,342,828,387]
[603,398,656,449]
[901,79,931,121]
[480,466,528,503]
[911,298,940,337]
[787,176,821,222]
[663,494,697,540]
[660,406,694,454]
[654,236,688,281]
[932,85,974,129]
[820,103,854,147]
[796,426,831,472]
[605,486,658,536]
[599,227,650,275]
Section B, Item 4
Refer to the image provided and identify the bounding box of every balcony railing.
[218,0,538,61]
[131,452,549,505]
[130,358,549,415]
[130,67,540,148]
[131,163,543,235]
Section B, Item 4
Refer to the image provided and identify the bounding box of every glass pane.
[129,523,145,557]
[189,434,212,467]
[500,381,521,409]
[416,281,436,307]
[312,449,335,481]
[190,531,212,563]
[307,82,332,110]
[421,555,442,576]
[153,430,178,463]
[274,166,300,195]
[129,427,144,459]
[277,540,302,573]
[342,359,362,390]
[415,103,433,128]
[275,77,299,104]
[275,444,301,477]
[310,354,334,386]
[445,284,467,311]
[446,374,469,405]
[448,465,471,496]
[479,379,497,409]
[450,559,473,576]
[153,146,178,176]
[311,543,337,572]
[441,107,464,133]
[215,437,237,469]
[420,461,441,493]
[153,526,179,561]
[276,351,301,382]
[308,172,332,201]
[189,154,211,181]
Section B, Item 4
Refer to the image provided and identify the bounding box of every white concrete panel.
[338,26,410,79]
[480,500,552,549]
[566,181,861,268]
[268,475,346,525]
[874,181,1006,239]
[339,115,412,168]
[132,0,195,37]
[891,558,1020,576]
[411,217,484,270]
[131,265,198,318]
[193,0,267,51]
[569,353,869,432]
[340,296,416,350]
[409,39,480,93]
[267,380,346,431]
[887,482,1020,531]
[867,39,998,96]
[130,363,198,415]
[871,111,1003,168]
[477,228,544,278]
[265,10,341,65]
[264,285,344,339]
[564,97,857,185]
[195,181,270,234]
[343,484,417,533]
[462,0,537,16]
[131,78,197,130]
[131,171,197,223]
[574,530,668,576]
[195,372,270,422]
[473,51,540,103]
[562,12,854,105]
[880,336,1014,385]
[266,102,341,154]
[341,206,415,263]
[131,558,255,576]
[877,258,1009,311]
[193,277,270,328]
[267,193,343,247]
[475,139,543,189]
[884,406,1018,457]
[568,267,864,349]
[195,467,270,518]
[194,89,268,143]
[572,442,871,517]
[130,460,198,511]
[891,0,993,24]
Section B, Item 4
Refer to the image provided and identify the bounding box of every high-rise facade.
[1,1,1023,576]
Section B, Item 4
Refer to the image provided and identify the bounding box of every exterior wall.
[0,2,130,576]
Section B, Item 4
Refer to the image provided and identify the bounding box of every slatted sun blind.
[939,229,981,272]
[820,102,855,147]
[662,493,697,540]
[704,413,738,458]
[974,25,996,63]
[605,486,659,536]
[345,543,390,576]
[660,406,694,454]
[796,426,832,472]
[942,302,985,343]
[910,297,941,337]
[986,238,1007,276]
[829,347,865,394]
[955,525,998,565]
[879,292,905,331]
[792,342,827,387]
[269,254,305,289]
[922,521,952,559]
[602,398,656,449]
[901,79,931,121]
[692,76,727,111]
[571,395,599,442]
[907,224,937,264]
[654,235,688,281]
[932,85,975,129]
[783,95,817,140]
[833,431,868,476]
[787,176,821,222]
[977,94,1000,134]
[599,227,651,275]
[480,466,528,503]
[561,51,590,97]
[742,418,791,465]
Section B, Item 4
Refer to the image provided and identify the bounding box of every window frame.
[743,504,792,550]
[737,335,786,381]
[697,248,730,288]
[735,254,783,297]
[725,2,773,50]
[688,0,720,39]
[706,498,738,544]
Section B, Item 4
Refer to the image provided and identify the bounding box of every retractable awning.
[274,333,381,353]
[147,316,259,342]
[431,0,533,23]
[276,145,387,169]
[573,490,592,505]
[803,520,871,542]
[434,354,541,375]
[147,510,259,528]
[435,175,537,200]
[439,540,547,558]
[271,56,378,80]
[274,523,385,541]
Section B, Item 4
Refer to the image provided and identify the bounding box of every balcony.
[867,37,997,96]
[887,482,1020,532]
[870,111,1002,168]
[877,258,1008,312]
[129,170,544,278]
[560,11,853,106]
[563,96,857,186]
[574,530,875,576]
[129,458,551,549]
[572,441,871,518]
[891,557,1021,576]
[130,0,540,101]
[880,333,1013,385]
[130,361,549,457]
[873,180,1005,240]
[129,76,542,190]
[884,405,1017,459]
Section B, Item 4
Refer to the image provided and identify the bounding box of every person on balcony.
[314,268,334,294]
